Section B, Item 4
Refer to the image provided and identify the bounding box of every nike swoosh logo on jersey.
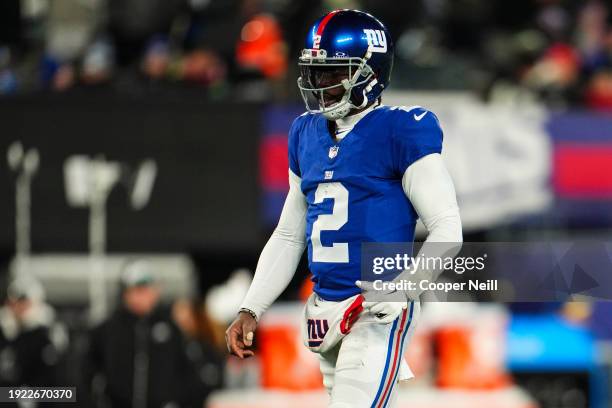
[413,111,427,121]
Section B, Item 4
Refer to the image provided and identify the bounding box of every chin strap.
[348,47,377,110]
[355,78,378,108]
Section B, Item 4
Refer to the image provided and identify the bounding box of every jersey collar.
[334,103,381,141]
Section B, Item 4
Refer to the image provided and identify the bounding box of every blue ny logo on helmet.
[297,9,394,120]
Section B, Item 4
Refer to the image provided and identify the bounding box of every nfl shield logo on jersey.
[328,146,339,159]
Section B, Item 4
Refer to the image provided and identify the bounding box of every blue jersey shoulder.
[381,105,444,174]
[287,112,316,177]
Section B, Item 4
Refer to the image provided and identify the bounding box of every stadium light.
[128,159,157,210]
[6,141,39,276]
[63,155,158,322]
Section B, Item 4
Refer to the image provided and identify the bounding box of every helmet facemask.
[297,48,375,120]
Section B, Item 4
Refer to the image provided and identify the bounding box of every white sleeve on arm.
[239,170,307,320]
[399,153,463,300]
[402,153,462,243]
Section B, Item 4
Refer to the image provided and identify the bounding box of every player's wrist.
[239,308,259,322]
[394,270,424,302]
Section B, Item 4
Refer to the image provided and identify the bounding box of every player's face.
[310,66,350,107]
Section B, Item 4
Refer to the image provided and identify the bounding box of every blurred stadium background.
[1,0,612,407]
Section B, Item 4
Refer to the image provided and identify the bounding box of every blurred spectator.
[43,0,105,91]
[576,0,610,71]
[0,1,21,47]
[172,299,225,390]
[235,13,287,80]
[0,0,611,107]
[0,0,21,95]
[0,275,68,390]
[81,37,115,86]
[107,0,184,67]
[182,0,241,60]
[585,69,612,110]
[86,259,209,408]
[521,42,582,105]
[179,49,227,87]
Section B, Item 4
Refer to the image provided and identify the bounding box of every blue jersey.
[288,105,444,301]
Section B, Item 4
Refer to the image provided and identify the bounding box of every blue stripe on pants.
[370,315,400,408]
[380,302,415,408]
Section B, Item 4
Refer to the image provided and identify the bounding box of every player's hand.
[364,300,406,324]
[225,311,257,359]
[356,280,408,324]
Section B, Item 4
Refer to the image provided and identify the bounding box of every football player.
[227,9,462,408]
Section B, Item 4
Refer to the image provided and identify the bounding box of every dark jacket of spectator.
[88,304,210,408]
[0,303,64,388]
[0,276,68,408]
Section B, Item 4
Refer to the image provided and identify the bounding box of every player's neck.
[332,103,379,142]
[338,104,376,126]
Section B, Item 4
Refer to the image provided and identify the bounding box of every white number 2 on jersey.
[311,182,349,263]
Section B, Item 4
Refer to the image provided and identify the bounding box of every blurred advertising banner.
[259,105,304,226]
[547,111,612,228]
[384,92,553,232]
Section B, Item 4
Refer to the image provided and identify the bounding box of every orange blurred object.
[585,70,612,111]
[236,14,288,79]
[436,325,511,389]
[299,276,315,302]
[258,308,322,390]
[404,328,433,383]
[522,42,581,88]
